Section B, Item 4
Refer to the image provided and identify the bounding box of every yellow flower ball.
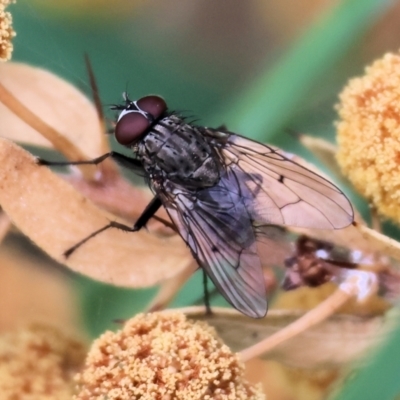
[74,312,265,400]
[0,323,86,399]
[336,52,400,222]
[0,0,15,61]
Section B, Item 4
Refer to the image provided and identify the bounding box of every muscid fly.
[39,94,354,318]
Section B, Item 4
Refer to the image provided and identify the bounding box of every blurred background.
[5,0,400,398]
[14,0,400,142]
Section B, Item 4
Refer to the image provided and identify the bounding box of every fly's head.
[111,93,167,149]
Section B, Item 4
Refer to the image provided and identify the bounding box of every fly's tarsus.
[36,152,113,167]
[37,152,143,170]
[64,220,140,258]
[64,196,162,258]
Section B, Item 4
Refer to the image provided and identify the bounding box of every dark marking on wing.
[204,131,353,230]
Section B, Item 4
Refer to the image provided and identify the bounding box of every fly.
[38,93,354,318]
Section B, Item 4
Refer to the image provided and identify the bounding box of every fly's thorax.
[138,115,221,188]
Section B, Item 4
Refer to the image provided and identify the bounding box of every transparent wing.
[208,131,354,229]
[160,175,268,318]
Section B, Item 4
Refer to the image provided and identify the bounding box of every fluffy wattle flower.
[74,312,265,400]
[337,52,400,223]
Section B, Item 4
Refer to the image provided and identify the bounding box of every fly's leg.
[39,152,176,232]
[37,151,143,169]
[64,196,162,258]
[202,268,212,316]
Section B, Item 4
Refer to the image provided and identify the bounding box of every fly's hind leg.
[64,196,162,258]
[202,268,212,316]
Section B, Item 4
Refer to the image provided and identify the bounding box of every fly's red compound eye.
[115,112,150,145]
[114,95,167,145]
[137,95,167,120]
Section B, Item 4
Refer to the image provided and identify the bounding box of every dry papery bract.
[74,311,265,400]
[0,62,194,290]
[0,139,191,286]
[0,62,105,158]
[179,306,390,369]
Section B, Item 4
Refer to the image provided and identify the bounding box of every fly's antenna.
[110,103,126,111]
[123,81,132,104]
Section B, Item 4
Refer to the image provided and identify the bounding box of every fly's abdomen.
[141,116,221,188]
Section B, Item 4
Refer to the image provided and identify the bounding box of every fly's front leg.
[39,153,175,250]
[64,196,162,258]
[37,151,143,169]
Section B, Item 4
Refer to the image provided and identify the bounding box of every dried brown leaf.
[179,306,389,369]
[0,139,191,286]
[299,135,345,183]
[0,62,104,158]
[354,223,400,261]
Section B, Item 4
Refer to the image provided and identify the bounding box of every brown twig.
[0,82,97,180]
[239,285,356,362]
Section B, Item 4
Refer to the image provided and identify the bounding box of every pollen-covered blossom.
[74,312,265,400]
[336,52,400,223]
[0,0,15,61]
[0,323,86,399]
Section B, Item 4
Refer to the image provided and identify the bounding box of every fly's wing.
[207,131,353,229]
[159,176,268,318]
